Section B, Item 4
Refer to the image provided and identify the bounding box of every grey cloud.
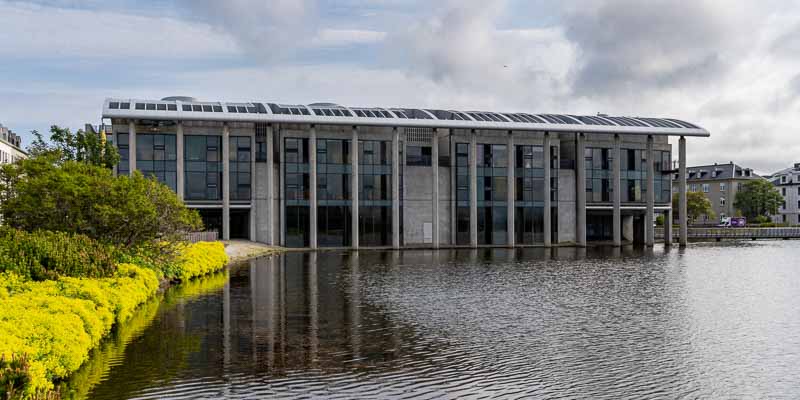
[563,0,749,97]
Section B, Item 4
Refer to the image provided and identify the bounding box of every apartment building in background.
[768,163,800,224]
[0,123,26,165]
[673,162,760,224]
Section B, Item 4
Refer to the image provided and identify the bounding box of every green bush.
[655,215,665,226]
[753,215,771,224]
[0,228,119,281]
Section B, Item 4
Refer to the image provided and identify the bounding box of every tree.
[0,156,202,251]
[672,191,715,224]
[734,179,783,220]
[26,125,119,169]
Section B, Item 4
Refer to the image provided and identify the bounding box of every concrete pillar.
[612,134,621,247]
[278,127,285,246]
[469,130,478,247]
[351,127,359,249]
[665,208,673,246]
[392,127,400,249]
[679,136,688,246]
[176,122,184,200]
[432,128,440,249]
[250,134,257,241]
[543,132,552,247]
[646,135,655,247]
[222,124,231,241]
[576,133,587,247]
[507,131,515,247]
[266,125,274,245]
[128,120,136,173]
[309,125,318,249]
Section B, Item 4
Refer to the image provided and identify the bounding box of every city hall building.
[102,97,708,248]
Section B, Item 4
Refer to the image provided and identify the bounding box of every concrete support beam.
[432,128,440,249]
[128,120,136,173]
[543,132,552,247]
[222,124,231,241]
[576,133,587,247]
[392,127,400,249]
[469,130,478,248]
[250,134,257,241]
[507,131,515,247]
[176,122,184,200]
[665,208,673,246]
[646,135,655,247]
[266,125,274,245]
[679,136,688,247]
[612,134,622,247]
[351,127,359,249]
[309,125,318,249]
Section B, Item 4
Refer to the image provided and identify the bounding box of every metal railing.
[656,227,800,240]
[182,231,219,243]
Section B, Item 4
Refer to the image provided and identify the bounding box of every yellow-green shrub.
[0,264,158,395]
[174,242,228,281]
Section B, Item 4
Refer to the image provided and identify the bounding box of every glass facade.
[550,145,559,243]
[185,135,222,201]
[317,138,351,247]
[117,133,129,176]
[455,143,470,245]
[477,144,508,245]
[621,148,645,202]
[586,147,611,202]
[285,138,310,247]
[135,133,177,191]
[654,150,672,203]
[514,145,545,244]
[229,136,251,201]
[359,140,393,246]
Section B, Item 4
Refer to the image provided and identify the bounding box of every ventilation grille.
[255,123,268,137]
[404,127,433,145]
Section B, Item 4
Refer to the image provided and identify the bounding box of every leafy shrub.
[753,215,771,224]
[174,242,229,281]
[0,265,158,395]
[655,215,665,226]
[0,228,120,281]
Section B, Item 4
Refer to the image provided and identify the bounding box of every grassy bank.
[0,229,228,398]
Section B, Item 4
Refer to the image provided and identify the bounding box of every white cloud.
[0,2,239,59]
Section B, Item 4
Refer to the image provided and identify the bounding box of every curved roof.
[102,98,710,137]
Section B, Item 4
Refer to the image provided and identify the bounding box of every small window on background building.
[720,183,726,191]
[720,197,725,207]
[782,188,787,196]
[702,184,709,193]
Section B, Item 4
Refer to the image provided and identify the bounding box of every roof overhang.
[102,98,711,138]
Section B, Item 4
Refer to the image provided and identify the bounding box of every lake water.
[70,242,800,399]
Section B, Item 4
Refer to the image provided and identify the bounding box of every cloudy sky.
[1,0,798,173]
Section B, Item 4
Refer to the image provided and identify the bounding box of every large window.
[455,143,470,245]
[117,133,129,176]
[317,138,351,247]
[586,147,611,202]
[359,140,393,246]
[285,138,310,247]
[621,148,645,203]
[515,145,544,244]
[184,135,222,201]
[477,144,508,245]
[137,133,177,192]
[229,136,251,201]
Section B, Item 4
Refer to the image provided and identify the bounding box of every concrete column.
[128,120,136,173]
[309,125,318,249]
[469,130,478,247]
[646,135,655,247]
[507,131,515,247]
[543,132,552,247]
[351,127,359,249]
[279,127,285,246]
[665,208,673,245]
[392,127,400,249]
[679,136,688,246]
[222,124,231,241]
[432,128,440,249]
[250,134,257,241]
[612,134,622,247]
[176,122,184,200]
[266,125,274,245]
[576,133,587,247]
